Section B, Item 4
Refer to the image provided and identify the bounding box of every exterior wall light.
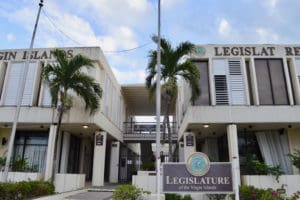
[203,124,210,128]
[82,125,89,129]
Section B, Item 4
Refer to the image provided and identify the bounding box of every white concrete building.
[177,45,300,195]
[0,47,130,190]
[0,45,300,195]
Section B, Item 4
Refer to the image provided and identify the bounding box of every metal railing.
[123,122,177,141]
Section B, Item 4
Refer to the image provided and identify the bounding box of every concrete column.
[109,141,120,183]
[227,124,240,185]
[282,57,294,105]
[208,57,216,106]
[183,132,196,162]
[241,57,250,105]
[289,58,300,104]
[59,132,70,173]
[249,58,259,105]
[92,131,107,186]
[44,125,57,181]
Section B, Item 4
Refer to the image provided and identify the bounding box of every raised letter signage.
[163,152,233,193]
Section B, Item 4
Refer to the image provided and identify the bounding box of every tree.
[146,36,200,162]
[42,49,102,179]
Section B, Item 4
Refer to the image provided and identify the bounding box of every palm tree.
[146,36,200,162]
[42,49,102,179]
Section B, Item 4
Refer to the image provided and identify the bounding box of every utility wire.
[42,10,84,46]
[42,10,152,53]
[103,42,151,53]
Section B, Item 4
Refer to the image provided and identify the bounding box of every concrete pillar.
[282,57,294,105]
[227,124,240,185]
[183,132,196,162]
[249,58,259,105]
[241,57,250,105]
[92,131,107,186]
[109,141,120,183]
[289,58,300,105]
[44,125,57,181]
[208,57,216,105]
[59,132,70,173]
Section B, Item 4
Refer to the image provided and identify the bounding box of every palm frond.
[70,72,102,114]
[42,49,102,114]
[173,42,195,62]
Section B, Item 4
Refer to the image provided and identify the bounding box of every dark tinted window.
[255,59,288,105]
[193,61,210,105]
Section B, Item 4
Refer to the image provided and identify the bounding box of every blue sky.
[1,0,300,84]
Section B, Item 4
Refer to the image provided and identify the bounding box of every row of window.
[194,58,300,106]
[0,61,125,129]
[0,61,51,107]
[103,73,125,130]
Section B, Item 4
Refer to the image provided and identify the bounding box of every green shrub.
[113,184,147,200]
[230,185,297,200]
[206,194,227,200]
[165,194,192,200]
[244,154,283,182]
[141,159,155,171]
[288,149,300,169]
[0,157,6,167]
[11,157,31,172]
[0,181,54,200]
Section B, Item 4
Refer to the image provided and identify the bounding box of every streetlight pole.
[3,0,44,182]
[155,0,161,199]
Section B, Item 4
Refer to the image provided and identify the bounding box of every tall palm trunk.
[51,93,65,182]
[164,93,172,162]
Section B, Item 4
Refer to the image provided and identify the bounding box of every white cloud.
[256,28,279,43]
[218,18,231,36]
[112,67,146,84]
[6,33,16,41]
[73,0,155,29]
[269,0,278,8]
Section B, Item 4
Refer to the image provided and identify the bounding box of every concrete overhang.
[121,84,174,116]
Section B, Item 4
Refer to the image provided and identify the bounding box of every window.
[3,62,38,106]
[0,62,8,100]
[255,59,289,105]
[238,132,263,175]
[212,59,246,105]
[193,61,210,105]
[13,131,48,172]
[40,62,56,107]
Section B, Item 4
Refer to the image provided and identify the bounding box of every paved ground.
[65,191,113,200]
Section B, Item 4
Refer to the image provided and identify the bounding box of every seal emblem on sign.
[196,47,206,56]
[186,152,210,176]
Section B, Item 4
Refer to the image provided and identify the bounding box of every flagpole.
[3,0,44,182]
[156,0,161,199]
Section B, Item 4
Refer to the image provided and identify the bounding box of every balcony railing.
[123,122,177,141]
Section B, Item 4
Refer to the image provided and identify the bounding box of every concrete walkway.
[65,191,113,200]
[64,184,117,200]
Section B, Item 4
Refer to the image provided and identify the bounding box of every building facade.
[177,45,300,195]
[0,47,137,188]
[0,45,300,195]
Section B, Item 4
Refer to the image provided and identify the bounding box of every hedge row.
[0,181,55,200]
